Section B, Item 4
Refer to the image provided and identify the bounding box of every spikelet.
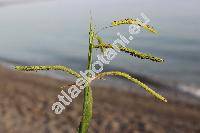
[93,43,164,62]
[15,65,81,78]
[120,46,164,62]
[94,71,167,102]
[111,18,158,34]
[111,18,137,26]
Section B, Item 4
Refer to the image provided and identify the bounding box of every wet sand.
[0,65,200,133]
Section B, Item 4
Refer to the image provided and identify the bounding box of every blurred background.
[0,0,199,132]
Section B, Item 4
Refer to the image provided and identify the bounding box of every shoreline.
[0,65,200,132]
[2,60,200,104]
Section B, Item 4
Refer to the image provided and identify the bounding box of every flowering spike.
[93,43,164,62]
[93,71,167,102]
[111,18,158,34]
[15,65,81,78]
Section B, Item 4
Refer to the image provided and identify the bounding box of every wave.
[177,84,200,98]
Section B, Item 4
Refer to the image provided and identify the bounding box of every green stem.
[78,20,94,133]
[78,85,93,133]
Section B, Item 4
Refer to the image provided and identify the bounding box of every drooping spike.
[15,65,81,78]
[111,18,158,34]
[93,71,167,102]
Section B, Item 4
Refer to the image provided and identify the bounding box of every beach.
[0,65,199,133]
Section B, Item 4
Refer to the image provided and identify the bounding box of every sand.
[0,65,200,133]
